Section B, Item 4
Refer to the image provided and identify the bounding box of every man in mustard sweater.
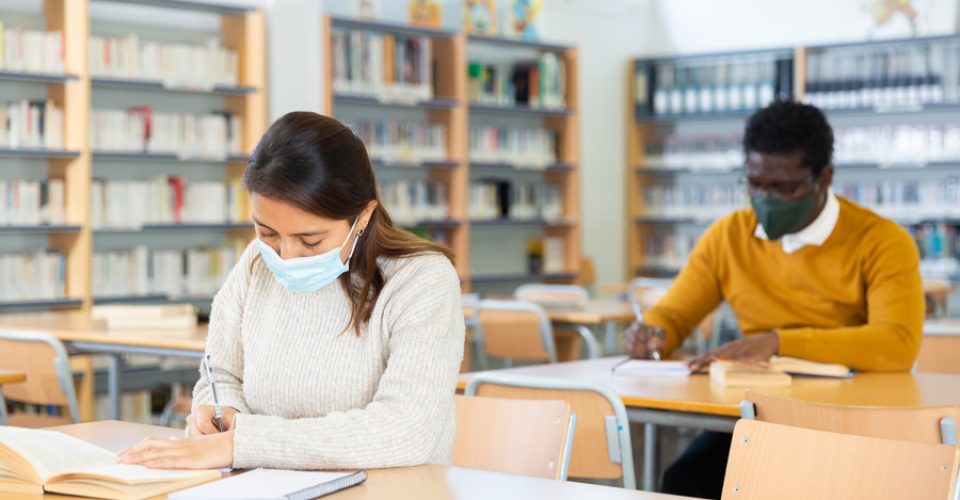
[626,100,924,499]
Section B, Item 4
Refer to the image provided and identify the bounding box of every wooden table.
[17,421,693,500]
[458,356,960,490]
[0,312,207,420]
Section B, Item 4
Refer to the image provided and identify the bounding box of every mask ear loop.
[343,217,364,264]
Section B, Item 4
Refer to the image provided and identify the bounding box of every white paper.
[612,360,690,374]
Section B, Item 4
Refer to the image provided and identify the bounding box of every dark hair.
[244,111,455,335]
[743,100,834,178]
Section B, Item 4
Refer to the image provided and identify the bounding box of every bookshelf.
[320,15,582,292]
[628,35,960,284]
[0,0,265,312]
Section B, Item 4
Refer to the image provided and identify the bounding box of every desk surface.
[0,369,25,385]
[465,299,635,325]
[0,312,207,351]
[21,421,691,500]
[458,357,960,417]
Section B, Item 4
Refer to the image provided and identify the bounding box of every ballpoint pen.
[203,354,224,433]
[631,301,661,361]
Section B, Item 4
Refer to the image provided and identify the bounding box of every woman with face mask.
[117,111,465,470]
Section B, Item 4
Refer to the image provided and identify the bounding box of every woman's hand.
[117,430,234,469]
[687,332,779,372]
[186,405,239,437]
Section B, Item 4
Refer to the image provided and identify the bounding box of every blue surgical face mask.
[256,218,361,293]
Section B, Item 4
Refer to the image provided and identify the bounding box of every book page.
[52,463,218,485]
[0,427,115,482]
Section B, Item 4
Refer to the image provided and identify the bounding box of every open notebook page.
[0,427,115,482]
[612,359,691,374]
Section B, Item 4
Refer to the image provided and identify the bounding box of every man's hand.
[624,322,666,359]
[687,332,779,372]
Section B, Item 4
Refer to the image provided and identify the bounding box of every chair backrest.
[917,335,960,374]
[514,284,589,307]
[475,300,557,364]
[576,256,597,289]
[0,331,79,424]
[465,373,635,489]
[742,390,960,445]
[722,419,959,500]
[452,394,575,480]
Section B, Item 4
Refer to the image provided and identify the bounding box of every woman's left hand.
[117,430,234,469]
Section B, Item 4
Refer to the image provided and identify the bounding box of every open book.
[0,426,220,500]
[710,356,853,388]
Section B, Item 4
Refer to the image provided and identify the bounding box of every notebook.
[611,359,691,374]
[0,426,220,500]
[709,356,853,388]
[169,468,367,500]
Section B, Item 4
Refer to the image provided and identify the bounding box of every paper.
[55,463,217,484]
[612,359,690,374]
[169,468,356,500]
[0,427,115,482]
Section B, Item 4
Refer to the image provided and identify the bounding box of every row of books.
[805,39,960,110]
[834,124,960,165]
[90,177,247,229]
[634,55,793,117]
[469,181,563,221]
[90,108,243,159]
[641,233,697,270]
[527,237,566,275]
[642,183,746,220]
[331,30,433,100]
[349,120,447,164]
[380,180,449,225]
[0,99,64,150]
[92,243,242,299]
[0,251,65,302]
[0,179,65,226]
[836,179,960,221]
[642,132,743,171]
[467,53,567,110]
[89,35,239,89]
[469,126,557,168]
[0,23,64,74]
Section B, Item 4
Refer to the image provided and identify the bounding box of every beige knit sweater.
[191,241,465,470]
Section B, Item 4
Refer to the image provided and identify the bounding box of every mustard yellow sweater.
[644,197,924,371]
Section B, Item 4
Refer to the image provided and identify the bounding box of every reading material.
[709,356,853,388]
[0,426,220,500]
[169,468,367,500]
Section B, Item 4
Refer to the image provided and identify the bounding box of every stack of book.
[469,126,557,168]
[0,251,66,302]
[468,52,566,109]
[93,243,243,299]
[709,356,853,388]
[88,34,238,88]
[380,180,448,225]
[0,179,65,225]
[331,30,433,100]
[349,120,447,164]
[0,99,64,150]
[0,23,64,74]
[90,107,243,159]
[90,177,247,228]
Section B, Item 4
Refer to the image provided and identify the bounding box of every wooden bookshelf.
[0,1,266,312]
[320,16,582,291]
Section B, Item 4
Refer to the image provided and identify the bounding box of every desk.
[0,312,207,420]
[458,356,960,490]
[27,421,694,500]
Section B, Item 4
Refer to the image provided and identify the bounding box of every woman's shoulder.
[377,253,460,289]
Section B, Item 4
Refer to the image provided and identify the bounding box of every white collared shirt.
[754,189,840,254]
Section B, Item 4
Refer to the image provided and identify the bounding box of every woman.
[118,112,465,470]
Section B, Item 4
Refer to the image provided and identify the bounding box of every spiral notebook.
[169,468,366,500]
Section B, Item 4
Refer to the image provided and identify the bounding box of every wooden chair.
[513,285,601,360]
[452,395,575,480]
[741,390,959,445]
[575,256,597,290]
[465,373,636,489]
[722,419,959,500]
[917,332,960,374]
[0,331,79,427]
[924,278,953,318]
[474,299,558,368]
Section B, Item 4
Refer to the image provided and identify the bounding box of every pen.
[630,301,661,361]
[203,354,224,433]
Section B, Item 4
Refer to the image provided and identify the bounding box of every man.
[626,100,924,499]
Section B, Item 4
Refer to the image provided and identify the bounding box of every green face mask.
[751,191,817,240]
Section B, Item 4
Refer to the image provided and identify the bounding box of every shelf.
[0,149,82,159]
[92,151,249,163]
[634,165,742,175]
[633,266,681,278]
[822,102,960,116]
[471,218,574,227]
[403,219,462,228]
[91,0,256,15]
[469,103,573,117]
[0,71,79,84]
[0,224,82,233]
[0,298,83,311]
[466,33,573,52]
[635,108,755,123]
[470,272,578,284]
[835,161,960,171]
[91,77,257,96]
[634,216,714,225]
[470,161,576,172]
[94,223,253,233]
[93,294,214,305]
[330,16,458,38]
[334,93,459,110]
[371,159,460,170]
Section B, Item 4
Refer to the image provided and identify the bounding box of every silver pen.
[203,354,224,433]
[631,301,660,361]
